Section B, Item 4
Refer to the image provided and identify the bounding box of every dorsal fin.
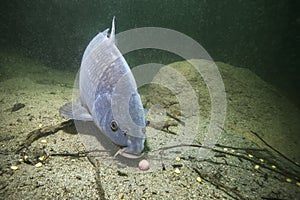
[110,16,115,43]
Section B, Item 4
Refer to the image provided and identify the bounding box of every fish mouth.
[113,128,146,159]
[114,147,144,159]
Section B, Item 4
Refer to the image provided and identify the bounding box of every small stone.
[138,160,150,171]
[223,148,228,152]
[10,165,18,170]
[38,124,43,128]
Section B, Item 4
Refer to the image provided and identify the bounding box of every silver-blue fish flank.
[60,17,146,158]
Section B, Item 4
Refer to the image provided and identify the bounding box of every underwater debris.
[172,163,183,168]
[250,131,300,168]
[148,120,178,134]
[10,103,25,112]
[16,119,74,153]
[193,167,247,200]
[166,112,185,126]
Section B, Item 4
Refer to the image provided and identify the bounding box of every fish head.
[110,71,147,158]
[96,82,146,158]
[118,92,146,157]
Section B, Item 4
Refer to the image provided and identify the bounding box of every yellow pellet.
[223,148,228,152]
[296,182,300,187]
[10,165,18,170]
[271,165,276,169]
[40,139,47,144]
[174,168,180,174]
[248,154,253,158]
[230,149,235,153]
[38,155,46,161]
[254,165,260,170]
[259,158,264,163]
[286,178,292,183]
[175,157,181,162]
[38,124,43,128]
[196,177,202,183]
[35,162,43,168]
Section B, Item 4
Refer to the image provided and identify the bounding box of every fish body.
[60,18,146,157]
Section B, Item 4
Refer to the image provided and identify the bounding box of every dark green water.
[1,0,299,107]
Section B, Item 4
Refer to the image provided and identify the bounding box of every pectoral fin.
[59,101,93,121]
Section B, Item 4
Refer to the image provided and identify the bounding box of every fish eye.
[110,120,119,131]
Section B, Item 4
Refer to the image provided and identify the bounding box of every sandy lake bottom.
[0,52,300,199]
